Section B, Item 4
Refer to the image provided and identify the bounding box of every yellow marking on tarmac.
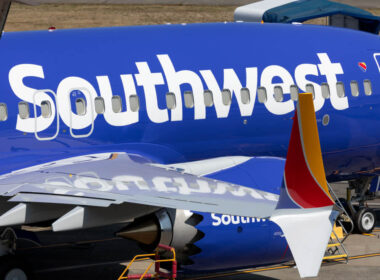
[323,254,347,260]
[187,253,380,279]
[362,233,375,237]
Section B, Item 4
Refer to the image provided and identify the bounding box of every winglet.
[270,93,335,278]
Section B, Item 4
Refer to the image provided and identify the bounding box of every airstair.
[323,183,354,263]
[118,244,177,280]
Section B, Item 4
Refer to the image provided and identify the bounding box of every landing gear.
[345,177,378,234]
[354,208,376,234]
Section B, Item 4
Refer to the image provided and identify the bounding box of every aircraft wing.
[0,152,278,231]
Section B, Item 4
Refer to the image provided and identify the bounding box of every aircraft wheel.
[355,208,376,234]
[0,256,30,280]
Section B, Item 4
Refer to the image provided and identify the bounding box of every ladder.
[118,244,177,280]
[323,183,354,262]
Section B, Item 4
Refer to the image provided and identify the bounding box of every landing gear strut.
[347,177,377,234]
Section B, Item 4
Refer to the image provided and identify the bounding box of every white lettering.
[96,75,138,126]
[135,61,168,123]
[9,64,55,133]
[261,65,295,115]
[317,53,347,110]
[158,54,205,120]
[295,63,324,111]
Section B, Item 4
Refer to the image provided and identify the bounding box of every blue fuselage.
[0,22,379,181]
[0,22,379,273]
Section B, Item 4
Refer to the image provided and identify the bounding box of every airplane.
[0,0,377,279]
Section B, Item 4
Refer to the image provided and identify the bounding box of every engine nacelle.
[117,208,292,270]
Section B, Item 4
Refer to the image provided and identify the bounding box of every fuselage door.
[33,89,59,141]
[68,87,95,139]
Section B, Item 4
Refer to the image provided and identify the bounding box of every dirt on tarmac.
[5,3,380,32]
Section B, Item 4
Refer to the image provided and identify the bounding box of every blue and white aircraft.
[0,0,378,279]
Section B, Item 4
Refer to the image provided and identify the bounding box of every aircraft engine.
[116,208,292,270]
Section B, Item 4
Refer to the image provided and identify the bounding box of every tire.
[0,256,31,280]
[354,208,377,234]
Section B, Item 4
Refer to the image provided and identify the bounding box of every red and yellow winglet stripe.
[282,93,334,209]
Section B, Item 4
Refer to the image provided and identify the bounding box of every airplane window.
[336,82,345,98]
[166,92,176,109]
[112,95,122,113]
[41,101,52,118]
[290,85,299,101]
[18,101,30,119]
[364,80,372,96]
[321,83,330,99]
[0,103,7,121]
[274,86,284,102]
[129,95,140,112]
[184,91,194,108]
[305,84,315,99]
[257,87,267,103]
[204,90,214,107]
[75,98,86,116]
[241,87,250,104]
[350,80,359,97]
[95,97,105,114]
[222,89,231,105]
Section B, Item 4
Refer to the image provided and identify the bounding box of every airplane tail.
[270,93,336,278]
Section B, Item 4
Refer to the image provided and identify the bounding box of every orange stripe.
[298,93,333,202]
